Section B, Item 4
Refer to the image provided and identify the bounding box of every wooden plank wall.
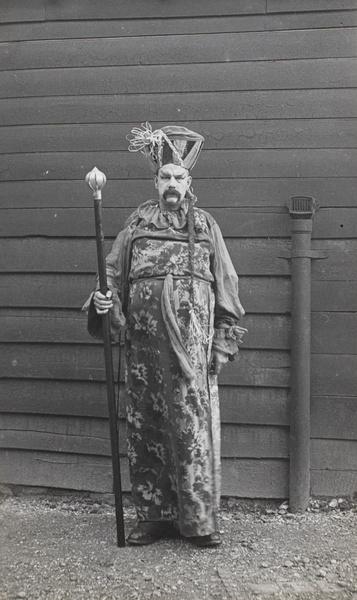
[1,0,356,499]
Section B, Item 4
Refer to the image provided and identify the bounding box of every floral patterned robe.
[85,199,244,537]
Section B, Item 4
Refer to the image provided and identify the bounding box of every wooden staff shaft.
[87,167,125,547]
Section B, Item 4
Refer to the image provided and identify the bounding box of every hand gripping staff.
[85,167,125,547]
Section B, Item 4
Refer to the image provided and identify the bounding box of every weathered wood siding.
[1,0,356,498]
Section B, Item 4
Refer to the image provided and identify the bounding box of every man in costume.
[85,123,247,547]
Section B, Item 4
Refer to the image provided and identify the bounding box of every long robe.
[85,199,244,537]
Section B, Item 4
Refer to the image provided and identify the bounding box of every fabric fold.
[161,273,196,383]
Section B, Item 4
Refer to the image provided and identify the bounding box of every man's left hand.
[210,349,229,375]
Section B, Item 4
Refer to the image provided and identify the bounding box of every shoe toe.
[190,532,221,547]
[127,521,171,546]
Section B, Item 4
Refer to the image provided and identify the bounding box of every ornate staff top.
[85,166,107,200]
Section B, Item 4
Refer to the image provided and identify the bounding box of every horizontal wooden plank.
[0,344,290,388]
[314,208,357,239]
[0,0,45,23]
[244,353,353,394]
[233,278,291,315]
[0,274,292,314]
[48,0,265,20]
[1,59,356,100]
[222,424,289,458]
[267,0,357,13]
[0,0,266,23]
[2,149,356,182]
[311,354,357,397]
[0,449,289,497]
[0,414,289,459]
[311,240,357,281]
[311,469,357,497]
[0,309,288,351]
[3,238,356,280]
[2,12,357,42]
[311,439,357,470]
[222,458,288,498]
[0,239,97,274]
[0,206,291,238]
[1,206,355,239]
[2,0,347,22]
[1,177,356,210]
[0,380,290,425]
[2,29,356,72]
[0,274,97,309]
[210,348,277,388]
[0,379,113,418]
[267,10,357,31]
[4,119,357,154]
[0,449,130,493]
[311,396,357,440]
[0,414,119,456]
[220,387,289,426]
[312,313,357,355]
[2,89,356,128]
[0,343,121,381]
[312,281,357,312]
[0,17,263,42]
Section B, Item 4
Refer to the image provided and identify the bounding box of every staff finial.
[85,167,107,200]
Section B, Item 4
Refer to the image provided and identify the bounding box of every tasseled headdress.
[127,122,204,172]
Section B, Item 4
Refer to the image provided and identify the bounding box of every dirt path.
[0,487,356,600]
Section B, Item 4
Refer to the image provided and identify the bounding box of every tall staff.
[85,167,125,547]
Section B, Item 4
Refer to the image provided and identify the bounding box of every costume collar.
[137,199,188,230]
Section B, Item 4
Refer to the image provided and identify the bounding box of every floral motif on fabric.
[125,237,220,536]
[129,238,214,283]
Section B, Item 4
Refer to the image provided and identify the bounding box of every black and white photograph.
[0,1,356,599]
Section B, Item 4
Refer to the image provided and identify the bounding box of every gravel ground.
[0,486,356,600]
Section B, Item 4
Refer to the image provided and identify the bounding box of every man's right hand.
[93,290,113,314]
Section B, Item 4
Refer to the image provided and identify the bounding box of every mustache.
[163,188,181,200]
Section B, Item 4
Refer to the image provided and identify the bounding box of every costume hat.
[127,122,204,172]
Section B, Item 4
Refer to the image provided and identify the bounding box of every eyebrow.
[160,171,187,178]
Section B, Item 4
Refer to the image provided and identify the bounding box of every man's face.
[155,164,192,211]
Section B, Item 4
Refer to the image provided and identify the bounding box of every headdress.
[127,122,204,172]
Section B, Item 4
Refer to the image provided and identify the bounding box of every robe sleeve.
[82,214,136,342]
[208,217,246,360]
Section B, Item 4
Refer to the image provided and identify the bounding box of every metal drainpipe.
[287,196,317,513]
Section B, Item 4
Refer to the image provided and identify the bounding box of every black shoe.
[189,532,221,547]
[127,521,179,546]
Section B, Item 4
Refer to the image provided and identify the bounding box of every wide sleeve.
[209,217,246,360]
[82,219,135,342]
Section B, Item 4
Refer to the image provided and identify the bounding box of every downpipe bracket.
[277,249,328,260]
